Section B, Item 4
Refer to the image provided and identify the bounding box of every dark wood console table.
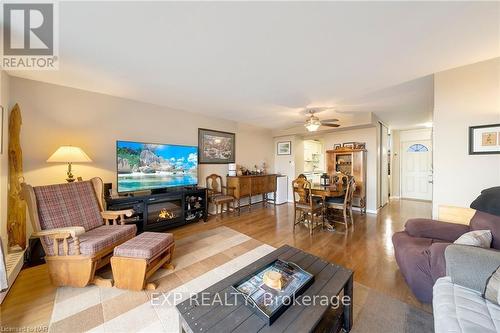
[227,174,278,210]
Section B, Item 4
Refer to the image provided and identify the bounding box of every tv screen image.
[116,141,198,193]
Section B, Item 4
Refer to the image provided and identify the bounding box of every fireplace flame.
[158,208,174,220]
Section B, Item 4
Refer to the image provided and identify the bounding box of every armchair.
[22,177,137,288]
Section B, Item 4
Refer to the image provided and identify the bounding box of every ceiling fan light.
[305,119,321,132]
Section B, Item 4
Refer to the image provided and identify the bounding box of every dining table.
[310,183,346,199]
[310,183,346,232]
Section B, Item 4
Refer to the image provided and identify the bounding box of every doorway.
[401,140,433,201]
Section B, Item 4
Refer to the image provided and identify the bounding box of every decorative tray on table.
[232,259,314,325]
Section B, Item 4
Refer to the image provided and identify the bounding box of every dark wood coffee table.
[176,245,353,332]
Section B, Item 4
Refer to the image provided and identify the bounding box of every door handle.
[428,180,433,184]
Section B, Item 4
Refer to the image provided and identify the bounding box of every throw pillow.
[484,266,500,305]
[454,230,492,248]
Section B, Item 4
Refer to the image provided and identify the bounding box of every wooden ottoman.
[111,232,175,291]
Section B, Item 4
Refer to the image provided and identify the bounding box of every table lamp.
[47,146,92,182]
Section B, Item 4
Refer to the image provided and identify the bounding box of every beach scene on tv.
[117,141,198,192]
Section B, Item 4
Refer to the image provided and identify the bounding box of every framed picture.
[354,142,366,149]
[469,124,500,155]
[342,142,355,149]
[333,144,342,150]
[277,141,292,155]
[198,128,236,164]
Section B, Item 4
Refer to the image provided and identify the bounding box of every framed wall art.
[342,142,355,149]
[277,141,292,155]
[198,128,236,164]
[469,124,500,155]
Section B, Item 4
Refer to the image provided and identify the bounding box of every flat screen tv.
[116,140,198,193]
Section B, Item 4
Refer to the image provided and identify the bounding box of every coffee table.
[176,245,353,332]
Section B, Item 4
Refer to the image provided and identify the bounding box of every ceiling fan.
[298,108,340,132]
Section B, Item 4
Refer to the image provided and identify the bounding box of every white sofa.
[433,245,500,333]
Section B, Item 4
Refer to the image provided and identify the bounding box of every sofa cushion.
[433,277,500,333]
[454,230,492,248]
[44,224,137,256]
[471,186,500,217]
[470,211,500,250]
[485,267,500,306]
[114,232,174,262]
[34,181,103,232]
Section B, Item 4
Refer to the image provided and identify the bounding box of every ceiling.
[7,1,500,130]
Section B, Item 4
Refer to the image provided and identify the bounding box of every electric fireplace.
[145,198,182,228]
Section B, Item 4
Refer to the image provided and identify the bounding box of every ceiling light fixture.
[305,116,321,132]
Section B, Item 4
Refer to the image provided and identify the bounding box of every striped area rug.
[48,226,433,333]
[49,227,274,333]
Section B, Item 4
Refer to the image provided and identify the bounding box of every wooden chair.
[292,176,323,235]
[206,174,237,218]
[21,177,136,288]
[325,176,356,229]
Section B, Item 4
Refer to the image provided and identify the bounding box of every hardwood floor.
[0,198,432,330]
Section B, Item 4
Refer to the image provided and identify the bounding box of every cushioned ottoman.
[111,232,175,291]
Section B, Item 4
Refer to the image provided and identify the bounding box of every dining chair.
[325,176,356,229]
[206,174,238,218]
[292,176,323,235]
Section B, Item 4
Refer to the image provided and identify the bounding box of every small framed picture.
[354,142,366,149]
[277,141,292,155]
[342,142,355,149]
[469,124,500,155]
[333,144,342,150]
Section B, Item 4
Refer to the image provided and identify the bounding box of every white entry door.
[401,140,432,201]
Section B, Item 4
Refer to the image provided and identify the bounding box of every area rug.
[48,226,433,333]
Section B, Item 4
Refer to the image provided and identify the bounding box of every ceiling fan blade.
[321,118,339,122]
[321,123,340,128]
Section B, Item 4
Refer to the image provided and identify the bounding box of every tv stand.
[106,187,208,233]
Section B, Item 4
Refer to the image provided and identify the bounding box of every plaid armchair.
[22,177,137,288]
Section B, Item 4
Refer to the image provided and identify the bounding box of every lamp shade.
[47,146,92,163]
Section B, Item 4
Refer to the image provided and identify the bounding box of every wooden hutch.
[326,148,367,213]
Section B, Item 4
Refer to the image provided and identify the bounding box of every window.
[407,144,428,152]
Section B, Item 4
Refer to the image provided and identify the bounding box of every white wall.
[0,72,10,253]
[433,58,500,217]
[274,135,302,201]
[8,77,275,230]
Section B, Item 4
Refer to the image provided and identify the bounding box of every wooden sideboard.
[227,174,277,210]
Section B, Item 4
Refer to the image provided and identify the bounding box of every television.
[116,140,198,193]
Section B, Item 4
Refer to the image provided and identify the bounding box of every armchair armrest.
[101,209,134,225]
[32,226,85,256]
[445,244,500,293]
[405,218,470,242]
[32,226,85,238]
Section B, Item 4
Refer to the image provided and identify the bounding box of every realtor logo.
[2,2,58,69]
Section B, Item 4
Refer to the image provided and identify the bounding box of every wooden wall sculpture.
[7,104,26,250]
